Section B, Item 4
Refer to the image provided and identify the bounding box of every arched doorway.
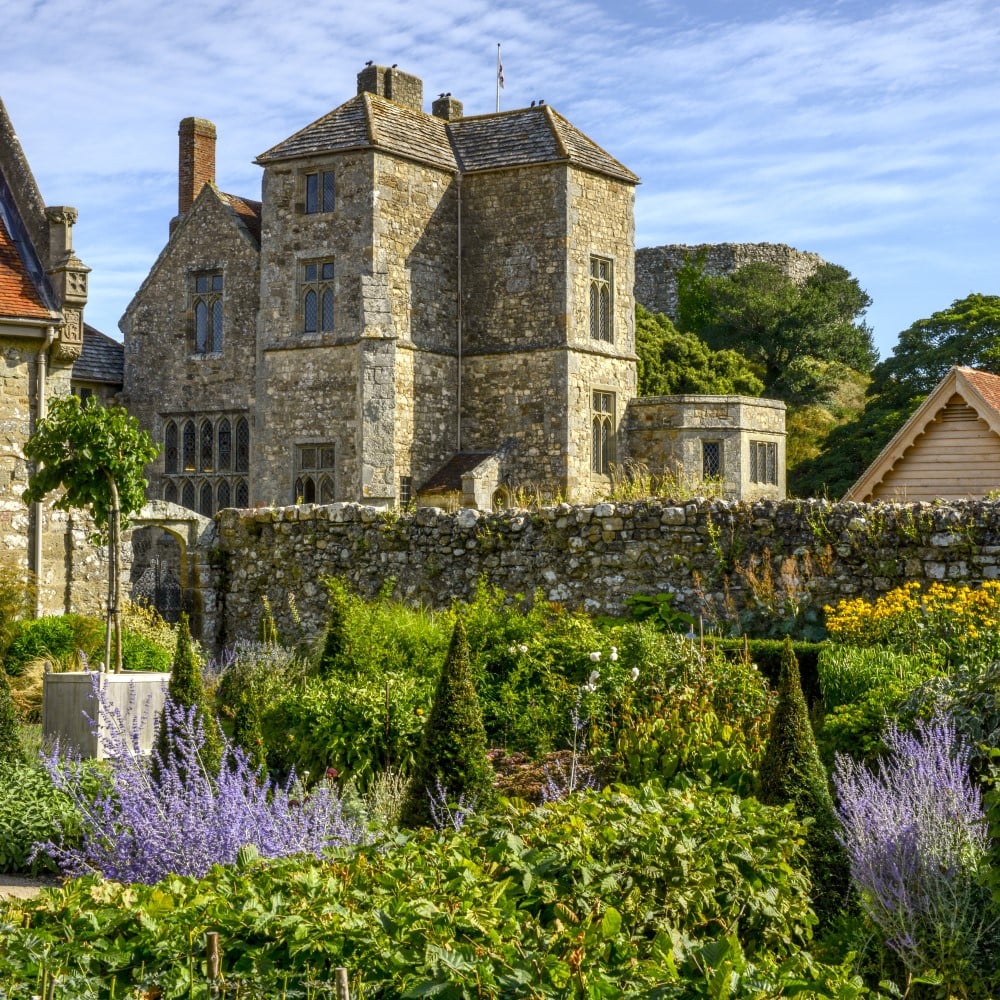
[130,526,184,623]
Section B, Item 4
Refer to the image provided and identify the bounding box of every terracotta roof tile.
[0,212,51,321]
[959,366,1000,416]
[219,191,262,244]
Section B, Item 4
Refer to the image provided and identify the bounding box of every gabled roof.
[257,93,456,171]
[419,451,496,495]
[449,106,639,183]
[845,366,1000,501]
[257,95,639,184]
[0,97,48,258]
[219,191,262,245]
[73,324,123,386]
[0,211,52,320]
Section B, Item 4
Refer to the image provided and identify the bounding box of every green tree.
[677,260,876,399]
[22,396,159,673]
[155,613,221,776]
[635,305,763,397]
[792,294,1000,498]
[0,668,24,769]
[400,618,493,828]
[317,579,352,679]
[759,638,847,921]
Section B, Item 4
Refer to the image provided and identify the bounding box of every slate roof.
[219,191,262,244]
[73,325,124,386]
[257,95,638,184]
[0,212,51,320]
[419,451,496,494]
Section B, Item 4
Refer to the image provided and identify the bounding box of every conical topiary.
[759,637,849,921]
[155,613,222,776]
[399,618,494,828]
[0,668,24,769]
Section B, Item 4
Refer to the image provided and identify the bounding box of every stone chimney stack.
[432,94,463,121]
[357,64,423,111]
[178,117,216,216]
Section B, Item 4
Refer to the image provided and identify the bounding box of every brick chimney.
[178,117,216,216]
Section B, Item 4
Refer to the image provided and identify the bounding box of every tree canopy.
[676,260,876,400]
[635,305,763,398]
[23,395,159,671]
[791,294,1000,499]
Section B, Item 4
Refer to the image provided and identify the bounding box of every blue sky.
[3,0,997,359]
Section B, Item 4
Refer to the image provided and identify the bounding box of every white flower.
[609,648,619,662]
[630,667,640,682]
[588,669,600,686]
[518,644,528,654]
[589,651,601,662]
[508,645,516,654]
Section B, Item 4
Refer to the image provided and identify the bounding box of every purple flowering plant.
[37,673,366,884]
[833,713,998,991]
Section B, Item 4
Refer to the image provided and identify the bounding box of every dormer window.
[305,170,335,214]
[193,271,223,353]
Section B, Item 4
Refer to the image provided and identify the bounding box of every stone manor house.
[119,64,786,514]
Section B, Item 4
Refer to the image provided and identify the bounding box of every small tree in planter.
[23,395,159,673]
[759,637,848,920]
[400,618,494,828]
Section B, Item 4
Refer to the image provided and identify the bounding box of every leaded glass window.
[589,256,612,342]
[591,391,615,475]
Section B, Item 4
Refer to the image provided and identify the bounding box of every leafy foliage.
[0,760,81,873]
[0,668,24,767]
[0,782,863,998]
[400,618,494,827]
[676,259,875,399]
[0,556,33,661]
[634,304,763,397]
[817,645,941,714]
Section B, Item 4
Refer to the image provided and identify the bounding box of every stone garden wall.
[211,497,1000,648]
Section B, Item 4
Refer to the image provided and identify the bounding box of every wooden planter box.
[42,671,170,758]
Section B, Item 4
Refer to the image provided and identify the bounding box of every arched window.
[217,418,231,471]
[591,391,615,476]
[200,419,213,471]
[199,481,213,517]
[318,473,335,504]
[302,260,334,333]
[164,481,177,503]
[321,289,334,332]
[193,271,223,353]
[294,443,335,504]
[182,421,196,471]
[217,480,231,510]
[589,256,612,343]
[235,417,250,473]
[181,480,195,511]
[164,421,178,474]
[304,289,318,334]
[235,479,249,508]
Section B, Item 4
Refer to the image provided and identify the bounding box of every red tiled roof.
[219,191,262,244]
[0,212,50,320]
[958,366,1000,416]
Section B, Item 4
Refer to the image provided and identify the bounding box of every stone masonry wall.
[213,497,1000,649]
[635,243,826,319]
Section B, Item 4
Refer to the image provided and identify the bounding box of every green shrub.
[817,680,913,767]
[0,782,865,997]
[120,629,172,672]
[0,669,23,767]
[4,615,77,675]
[0,761,81,873]
[400,618,493,827]
[712,637,825,704]
[759,638,848,923]
[817,644,940,712]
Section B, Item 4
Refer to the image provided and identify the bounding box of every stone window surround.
[294,440,337,504]
[589,254,613,343]
[162,413,250,515]
[191,268,224,355]
[702,440,722,479]
[749,439,778,485]
[303,168,336,214]
[591,388,616,477]
[298,257,335,335]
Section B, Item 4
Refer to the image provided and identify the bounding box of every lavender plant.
[38,674,366,884]
[833,714,998,993]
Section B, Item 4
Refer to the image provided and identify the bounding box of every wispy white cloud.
[2,0,997,355]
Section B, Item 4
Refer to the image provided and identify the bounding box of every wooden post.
[206,931,221,980]
[334,967,351,1000]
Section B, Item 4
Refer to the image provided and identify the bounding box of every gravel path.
[0,874,60,900]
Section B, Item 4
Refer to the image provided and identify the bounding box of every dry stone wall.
[635,243,826,319]
[212,497,1000,648]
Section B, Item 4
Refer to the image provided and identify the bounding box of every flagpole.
[496,43,501,113]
